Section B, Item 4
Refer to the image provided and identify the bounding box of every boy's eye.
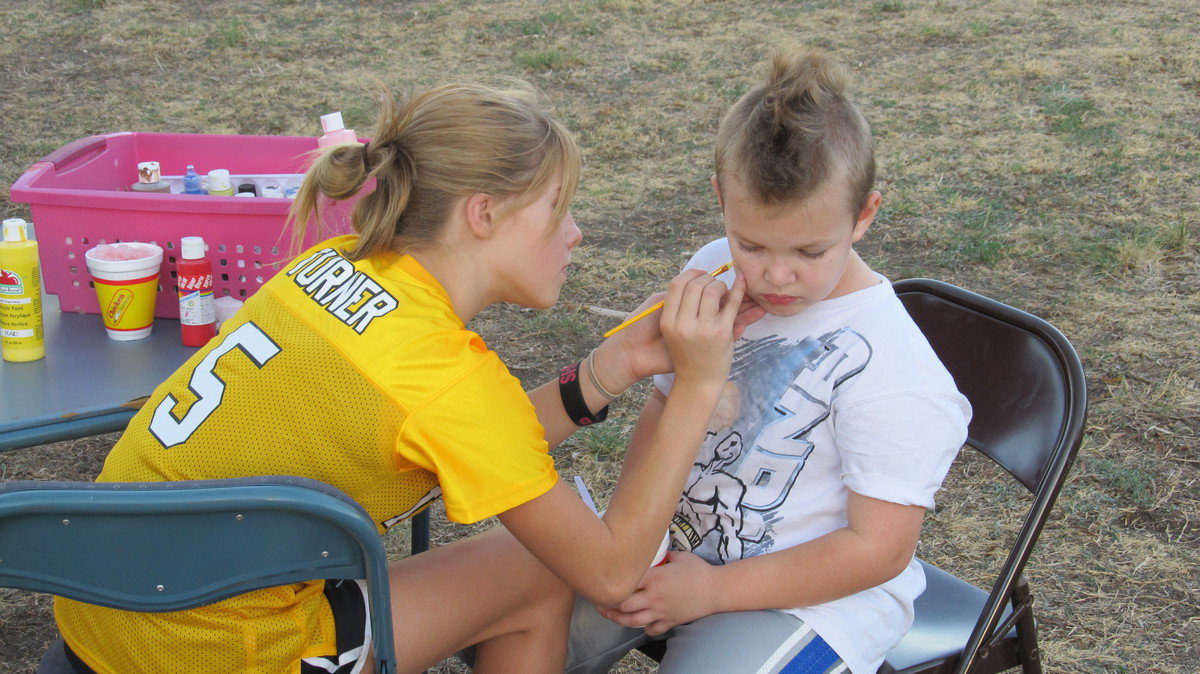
[736,241,761,253]
[801,249,827,259]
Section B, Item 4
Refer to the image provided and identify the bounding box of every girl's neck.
[408,246,494,323]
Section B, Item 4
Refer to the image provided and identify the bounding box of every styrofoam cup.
[85,242,163,340]
[596,504,672,569]
[651,531,671,567]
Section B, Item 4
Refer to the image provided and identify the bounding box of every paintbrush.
[602,260,734,338]
[573,476,600,515]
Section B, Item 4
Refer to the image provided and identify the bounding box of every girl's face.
[716,174,878,317]
[493,175,582,309]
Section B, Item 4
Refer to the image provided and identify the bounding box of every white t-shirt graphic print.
[656,238,971,674]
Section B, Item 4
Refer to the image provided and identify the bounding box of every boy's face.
[714,174,880,317]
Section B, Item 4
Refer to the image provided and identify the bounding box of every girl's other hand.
[600,290,671,383]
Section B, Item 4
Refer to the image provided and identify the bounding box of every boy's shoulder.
[686,238,737,278]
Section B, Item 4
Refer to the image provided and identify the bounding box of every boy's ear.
[852,191,883,243]
[711,175,724,210]
[463,193,497,239]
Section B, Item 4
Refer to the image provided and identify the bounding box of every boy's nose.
[764,261,795,287]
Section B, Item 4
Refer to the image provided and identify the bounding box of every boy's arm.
[715,491,924,607]
[600,490,925,635]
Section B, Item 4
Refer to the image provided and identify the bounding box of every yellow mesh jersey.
[55,235,558,673]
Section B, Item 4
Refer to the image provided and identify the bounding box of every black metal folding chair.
[0,475,399,674]
[879,278,1088,673]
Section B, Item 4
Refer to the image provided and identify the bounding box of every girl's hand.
[658,269,747,388]
[594,269,765,392]
[595,550,718,636]
[597,290,671,386]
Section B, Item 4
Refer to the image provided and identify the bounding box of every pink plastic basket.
[9,132,354,318]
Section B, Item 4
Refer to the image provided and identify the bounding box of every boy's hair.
[289,81,580,261]
[715,48,875,215]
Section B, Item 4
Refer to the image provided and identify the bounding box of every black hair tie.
[361,141,372,173]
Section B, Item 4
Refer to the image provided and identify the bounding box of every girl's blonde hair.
[715,48,875,215]
[289,82,581,261]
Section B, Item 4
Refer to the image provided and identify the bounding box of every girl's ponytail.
[288,82,580,262]
[350,137,416,261]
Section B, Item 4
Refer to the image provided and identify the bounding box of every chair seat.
[881,560,1015,673]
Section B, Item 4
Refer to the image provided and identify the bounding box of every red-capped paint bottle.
[177,236,216,347]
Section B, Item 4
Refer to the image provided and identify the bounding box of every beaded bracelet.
[560,360,609,426]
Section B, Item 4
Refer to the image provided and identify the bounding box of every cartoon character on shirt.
[670,327,873,563]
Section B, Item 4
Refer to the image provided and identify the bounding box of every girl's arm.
[498,270,746,607]
[529,275,764,450]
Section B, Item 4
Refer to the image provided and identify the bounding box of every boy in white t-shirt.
[567,49,972,674]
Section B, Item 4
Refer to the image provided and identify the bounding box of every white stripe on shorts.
[754,624,813,674]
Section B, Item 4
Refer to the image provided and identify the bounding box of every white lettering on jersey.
[288,248,340,280]
[149,322,282,448]
[288,247,399,334]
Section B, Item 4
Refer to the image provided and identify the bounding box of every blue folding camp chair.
[0,475,398,674]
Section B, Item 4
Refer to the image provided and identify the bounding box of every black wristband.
[559,360,609,426]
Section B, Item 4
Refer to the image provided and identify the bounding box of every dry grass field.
[1,1,1197,672]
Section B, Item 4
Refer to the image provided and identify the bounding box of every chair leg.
[1011,576,1042,674]
[36,638,74,674]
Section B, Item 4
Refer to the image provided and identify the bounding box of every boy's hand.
[595,550,718,636]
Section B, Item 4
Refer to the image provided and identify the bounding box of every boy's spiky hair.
[715,48,875,214]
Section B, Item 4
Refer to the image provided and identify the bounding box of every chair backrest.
[894,279,1087,671]
[0,475,396,674]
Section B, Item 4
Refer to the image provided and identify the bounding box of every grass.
[1,0,1198,672]
[515,49,572,71]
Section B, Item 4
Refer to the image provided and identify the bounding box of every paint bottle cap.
[137,161,162,184]
[320,111,346,133]
[180,236,206,260]
[261,184,283,198]
[3,218,30,242]
[207,169,232,192]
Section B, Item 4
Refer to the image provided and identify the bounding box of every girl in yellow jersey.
[53,81,763,673]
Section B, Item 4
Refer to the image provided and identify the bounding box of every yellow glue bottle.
[0,218,45,362]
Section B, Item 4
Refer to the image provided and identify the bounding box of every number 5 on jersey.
[149,322,282,448]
